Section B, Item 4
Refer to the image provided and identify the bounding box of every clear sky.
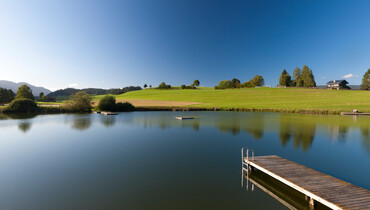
[1,0,369,90]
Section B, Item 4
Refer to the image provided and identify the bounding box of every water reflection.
[125,112,370,153]
[18,122,32,133]
[71,115,92,131]
[100,116,116,127]
[361,127,370,154]
[216,113,265,139]
[0,113,37,120]
[242,170,330,210]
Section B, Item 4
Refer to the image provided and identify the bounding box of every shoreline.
[0,105,366,116]
[135,106,346,115]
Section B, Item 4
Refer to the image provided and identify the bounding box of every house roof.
[326,80,348,85]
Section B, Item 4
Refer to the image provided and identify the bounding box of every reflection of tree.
[279,115,316,152]
[242,114,264,140]
[361,127,370,154]
[216,113,265,139]
[100,116,116,127]
[72,116,92,131]
[2,113,37,120]
[292,123,316,152]
[279,119,291,147]
[191,120,200,132]
[18,122,32,133]
[217,113,241,135]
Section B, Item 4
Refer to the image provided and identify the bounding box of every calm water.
[0,112,369,209]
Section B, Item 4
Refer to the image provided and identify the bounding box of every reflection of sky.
[0,112,369,209]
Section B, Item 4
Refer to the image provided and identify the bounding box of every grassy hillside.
[92,87,370,113]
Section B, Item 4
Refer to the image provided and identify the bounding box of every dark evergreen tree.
[0,88,15,104]
[279,69,291,86]
[193,80,200,87]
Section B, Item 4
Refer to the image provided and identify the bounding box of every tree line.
[279,65,316,87]
[47,86,142,97]
[0,88,15,104]
[215,75,264,89]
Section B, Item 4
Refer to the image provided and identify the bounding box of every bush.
[116,102,135,112]
[68,91,92,112]
[216,80,233,89]
[98,95,116,111]
[181,85,186,89]
[158,82,171,89]
[5,98,38,112]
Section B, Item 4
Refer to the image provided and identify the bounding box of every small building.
[326,80,350,90]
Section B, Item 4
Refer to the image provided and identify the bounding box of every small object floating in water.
[175,116,194,120]
[101,112,118,115]
[92,111,101,114]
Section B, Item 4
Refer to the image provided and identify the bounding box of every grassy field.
[92,87,370,113]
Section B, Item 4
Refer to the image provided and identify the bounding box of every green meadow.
[92,87,370,113]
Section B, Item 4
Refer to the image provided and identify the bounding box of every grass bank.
[92,87,370,114]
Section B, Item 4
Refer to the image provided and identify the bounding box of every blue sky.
[1,0,369,90]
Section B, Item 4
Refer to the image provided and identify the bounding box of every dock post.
[309,198,316,209]
[246,149,249,162]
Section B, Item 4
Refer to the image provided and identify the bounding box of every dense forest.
[47,86,142,98]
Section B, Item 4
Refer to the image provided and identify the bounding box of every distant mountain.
[0,80,51,96]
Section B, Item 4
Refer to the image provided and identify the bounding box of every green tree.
[39,92,44,99]
[250,75,265,87]
[308,70,316,87]
[279,69,291,86]
[293,67,303,87]
[149,85,152,89]
[193,80,200,87]
[0,88,15,104]
[181,84,186,89]
[5,98,38,112]
[216,80,233,89]
[69,91,92,112]
[15,85,34,100]
[300,65,316,87]
[231,78,241,88]
[360,69,370,90]
[158,82,171,89]
[144,84,147,89]
[98,95,116,111]
[116,102,135,112]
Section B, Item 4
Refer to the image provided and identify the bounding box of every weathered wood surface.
[175,116,194,120]
[244,155,370,209]
[101,112,118,115]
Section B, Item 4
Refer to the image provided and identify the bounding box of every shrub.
[116,102,135,112]
[158,82,171,89]
[5,98,38,112]
[68,91,92,112]
[15,85,35,100]
[216,80,233,89]
[98,95,116,111]
[181,85,186,89]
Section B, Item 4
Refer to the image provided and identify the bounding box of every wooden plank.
[244,155,370,210]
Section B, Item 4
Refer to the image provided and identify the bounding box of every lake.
[0,111,369,209]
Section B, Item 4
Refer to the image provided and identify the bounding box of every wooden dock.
[242,154,370,209]
[175,116,194,120]
[101,112,118,115]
